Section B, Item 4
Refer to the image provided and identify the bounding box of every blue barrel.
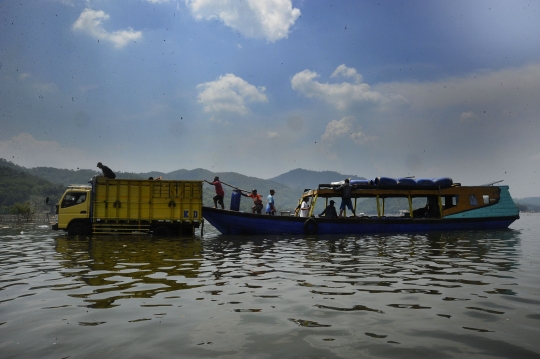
[350,179,371,187]
[434,177,453,188]
[374,177,398,187]
[397,177,417,186]
[416,178,435,186]
[230,190,242,211]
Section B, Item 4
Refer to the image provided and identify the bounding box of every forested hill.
[0,159,312,211]
[0,166,65,208]
[269,169,367,189]
[514,197,540,212]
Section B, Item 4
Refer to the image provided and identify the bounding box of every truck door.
[58,191,90,229]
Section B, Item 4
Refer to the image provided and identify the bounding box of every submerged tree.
[10,202,35,222]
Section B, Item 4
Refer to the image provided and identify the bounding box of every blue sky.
[1,0,540,197]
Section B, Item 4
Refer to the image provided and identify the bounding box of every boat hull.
[202,207,518,236]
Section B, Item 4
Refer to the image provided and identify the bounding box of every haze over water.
[1,215,539,358]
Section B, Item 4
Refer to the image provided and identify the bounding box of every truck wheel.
[153,225,172,237]
[68,222,89,236]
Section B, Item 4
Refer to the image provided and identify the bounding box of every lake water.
[1,214,539,359]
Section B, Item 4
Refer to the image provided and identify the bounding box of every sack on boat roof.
[374,177,398,187]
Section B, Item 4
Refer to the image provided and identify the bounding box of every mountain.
[515,197,540,206]
[269,168,367,189]
[0,166,65,208]
[0,159,306,211]
[514,197,540,212]
[0,159,145,185]
[0,159,413,212]
[0,158,30,173]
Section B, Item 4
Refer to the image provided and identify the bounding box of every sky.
[1,0,540,197]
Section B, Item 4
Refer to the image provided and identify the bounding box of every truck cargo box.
[93,178,202,222]
[53,177,203,236]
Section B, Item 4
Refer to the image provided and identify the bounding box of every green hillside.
[0,166,65,210]
[269,168,367,189]
[0,159,451,214]
[0,159,305,212]
[514,197,540,212]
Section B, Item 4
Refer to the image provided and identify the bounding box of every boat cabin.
[296,183,501,219]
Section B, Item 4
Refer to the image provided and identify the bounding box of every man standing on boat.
[266,189,276,215]
[206,176,225,209]
[299,196,311,217]
[337,179,356,218]
[242,189,264,214]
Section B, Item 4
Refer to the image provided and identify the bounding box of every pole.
[204,180,249,193]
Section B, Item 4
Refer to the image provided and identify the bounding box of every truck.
[50,177,203,236]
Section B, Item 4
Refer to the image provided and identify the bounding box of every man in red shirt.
[207,176,225,209]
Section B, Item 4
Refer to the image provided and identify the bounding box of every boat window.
[443,195,459,209]
[469,194,478,206]
[482,195,490,204]
[411,196,440,218]
[389,197,410,217]
[352,197,379,217]
[61,192,87,208]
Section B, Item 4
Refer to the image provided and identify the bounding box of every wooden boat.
[202,178,519,235]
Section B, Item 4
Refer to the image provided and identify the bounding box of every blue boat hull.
[202,207,518,236]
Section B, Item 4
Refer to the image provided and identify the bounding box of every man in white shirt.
[300,197,311,217]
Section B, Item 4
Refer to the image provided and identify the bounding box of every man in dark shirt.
[336,179,356,217]
[97,162,116,179]
[319,200,338,218]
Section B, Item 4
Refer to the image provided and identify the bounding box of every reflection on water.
[1,217,540,358]
[54,236,204,308]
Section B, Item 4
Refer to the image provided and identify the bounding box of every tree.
[10,202,35,222]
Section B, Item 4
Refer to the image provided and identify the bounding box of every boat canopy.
[296,183,501,220]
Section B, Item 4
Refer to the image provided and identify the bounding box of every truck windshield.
[61,192,87,208]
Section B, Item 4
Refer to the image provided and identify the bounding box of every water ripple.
[1,221,540,358]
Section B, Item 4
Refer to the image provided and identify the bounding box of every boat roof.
[301,183,499,199]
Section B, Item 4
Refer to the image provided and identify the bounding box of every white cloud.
[460,111,478,123]
[375,63,540,117]
[321,116,377,145]
[331,64,363,83]
[33,82,59,94]
[0,133,93,170]
[53,0,74,5]
[267,131,279,138]
[196,74,268,115]
[72,9,142,49]
[291,65,390,110]
[185,0,300,42]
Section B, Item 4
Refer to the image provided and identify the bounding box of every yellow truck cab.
[52,177,203,236]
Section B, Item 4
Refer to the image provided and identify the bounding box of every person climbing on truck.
[97,162,116,179]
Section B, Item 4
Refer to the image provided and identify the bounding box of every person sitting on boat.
[336,179,356,218]
[242,189,263,214]
[300,197,311,217]
[319,200,338,218]
[266,189,276,215]
[206,176,225,209]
